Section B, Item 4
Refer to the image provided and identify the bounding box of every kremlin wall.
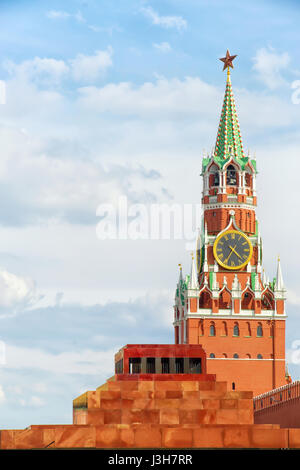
[1,52,300,449]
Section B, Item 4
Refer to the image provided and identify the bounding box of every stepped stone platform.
[2,374,300,449]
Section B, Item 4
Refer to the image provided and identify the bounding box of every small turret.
[275,256,285,292]
[188,254,199,290]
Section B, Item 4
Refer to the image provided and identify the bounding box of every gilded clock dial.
[213,230,253,270]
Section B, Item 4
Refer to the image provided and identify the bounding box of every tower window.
[257,324,263,337]
[209,323,216,336]
[213,172,219,186]
[226,165,237,185]
[233,353,239,359]
[233,323,239,337]
[209,353,215,358]
[257,354,263,359]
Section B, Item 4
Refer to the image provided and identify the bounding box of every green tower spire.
[214,68,245,164]
[202,51,257,174]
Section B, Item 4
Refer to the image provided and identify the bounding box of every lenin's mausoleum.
[1,52,300,449]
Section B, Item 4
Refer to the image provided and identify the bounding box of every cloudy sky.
[0,0,300,429]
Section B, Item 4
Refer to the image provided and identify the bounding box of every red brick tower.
[173,52,287,396]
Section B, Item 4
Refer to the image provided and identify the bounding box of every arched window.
[233,323,239,337]
[209,353,215,358]
[208,164,220,188]
[257,323,263,337]
[241,290,255,310]
[219,290,231,309]
[261,291,275,310]
[246,322,251,337]
[199,290,212,309]
[226,164,237,185]
[257,354,263,359]
[233,353,239,359]
[232,382,236,390]
[209,323,216,336]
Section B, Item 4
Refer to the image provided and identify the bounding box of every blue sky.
[0,0,300,429]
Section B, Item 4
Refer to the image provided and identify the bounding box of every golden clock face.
[213,229,253,270]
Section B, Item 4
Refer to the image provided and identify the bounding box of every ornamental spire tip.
[219,49,237,73]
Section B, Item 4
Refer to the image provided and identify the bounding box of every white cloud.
[0,268,38,313]
[153,42,172,53]
[141,6,187,31]
[77,77,220,118]
[30,396,46,407]
[74,10,86,24]
[6,344,116,376]
[286,290,300,306]
[4,48,113,85]
[252,47,290,89]
[70,47,113,82]
[32,382,47,394]
[46,10,71,19]
[4,57,70,84]
[46,9,86,24]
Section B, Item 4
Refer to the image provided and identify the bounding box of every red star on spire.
[219,50,237,71]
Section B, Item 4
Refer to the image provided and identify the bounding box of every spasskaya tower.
[173,51,288,396]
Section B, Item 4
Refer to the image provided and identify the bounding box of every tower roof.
[202,52,257,174]
[214,69,247,167]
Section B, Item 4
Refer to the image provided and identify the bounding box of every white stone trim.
[203,203,256,211]
[185,311,287,320]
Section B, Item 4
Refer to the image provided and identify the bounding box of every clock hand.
[224,244,237,264]
[229,244,242,260]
